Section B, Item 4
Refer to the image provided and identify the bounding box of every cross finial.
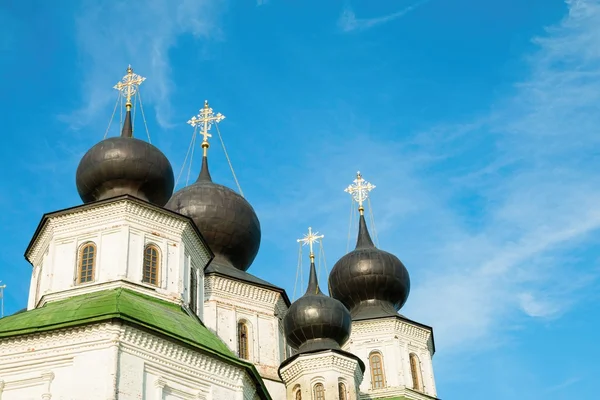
[187,100,226,157]
[113,65,146,110]
[297,227,324,261]
[344,171,376,215]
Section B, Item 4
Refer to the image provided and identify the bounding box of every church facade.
[0,67,437,400]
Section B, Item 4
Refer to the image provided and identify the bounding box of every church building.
[0,67,438,400]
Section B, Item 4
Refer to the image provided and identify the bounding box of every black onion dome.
[165,155,260,271]
[284,260,351,353]
[76,110,175,206]
[328,214,410,320]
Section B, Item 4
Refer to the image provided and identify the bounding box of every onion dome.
[75,67,174,206]
[166,156,261,271]
[165,101,260,271]
[328,172,410,320]
[284,257,351,353]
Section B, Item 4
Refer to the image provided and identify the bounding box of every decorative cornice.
[279,352,363,384]
[26,199,211,269]
[0,322,261,397]
[0,323,121,363]
[350,318,432,346]
[120,325,248,391]
[205,275,285,315]
[38,279,183,308]
[359,386,439,400]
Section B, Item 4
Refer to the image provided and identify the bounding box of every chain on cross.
[297,227,324,261]
[344,171,376,214]
[188,100,225,156]
[113,65,146,109]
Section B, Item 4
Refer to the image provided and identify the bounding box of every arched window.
[338,382,347,400]
[293,385,302,400]
[410,353,423,391]
[189,267,198,313]
[238,321,249,360]
[78,242,96,284]
[143,245,160,286]
[313,383,324,400]
[369,351,386,389]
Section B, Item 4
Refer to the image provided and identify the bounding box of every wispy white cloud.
[338,0,429,33]
[546,376,583,392]
[263,0,600,354]
[60,0,225,130]
[403,0,600,351]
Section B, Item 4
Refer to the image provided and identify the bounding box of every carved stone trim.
[26,199,211,269]
[350,318,432,345]
[279,352,363,384]
[205,275,285,314]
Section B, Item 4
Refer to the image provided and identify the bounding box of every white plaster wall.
[0,323,265,400]
[0,330,116,400]
[263,378,286,400]
[203,275,290,383]
[279,352,362,400]
[343,317,437,399]
[118,326,256,400]
[25,199,211,313]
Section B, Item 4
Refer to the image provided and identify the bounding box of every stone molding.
[0,323,120,358]
[359,386,438,400]
[279,352,362,384]
[147,364,211,400]
[38,279,183,308]
[26,199,211,269]
[0,321,260,397]
[205,275,285,315]
[0,370,55,400]
[351,318,432,348]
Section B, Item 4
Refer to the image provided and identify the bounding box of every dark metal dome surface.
[75,111,174,206]
[328,214,410,320]
[284,260,351,353]
[165,156,261,271]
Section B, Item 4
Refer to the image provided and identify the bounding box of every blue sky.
[1,0,599,398]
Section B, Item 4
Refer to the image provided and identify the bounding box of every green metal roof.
[0,288,271,399]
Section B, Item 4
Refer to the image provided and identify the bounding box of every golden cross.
[344,171,376,215]
[297,227,324,261]
[187,100,225,156]
[113,65,146,110]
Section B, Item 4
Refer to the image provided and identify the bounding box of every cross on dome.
[113,65,146,109]
[187,100,226,156]
[297,227,324,261]
[344,171,376,215]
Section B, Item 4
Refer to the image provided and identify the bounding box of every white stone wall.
[0,324,120,400]
[343,317,437,400]
[0,322,263,400]
[203,274,289,390]
[25,199,211,316]
[279,351,363,400]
